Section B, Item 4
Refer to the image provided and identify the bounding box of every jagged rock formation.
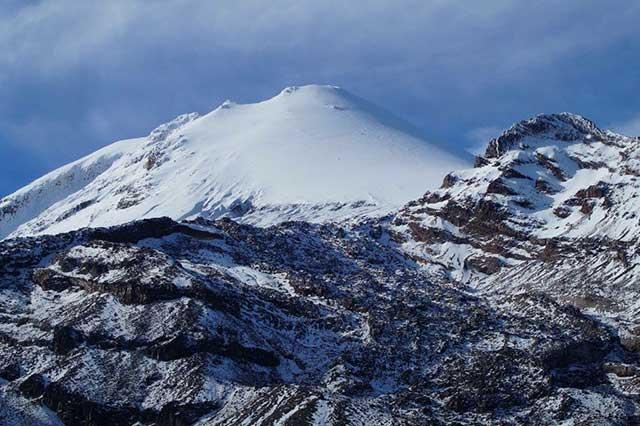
[3,112,640,425]
[394,112,640,281]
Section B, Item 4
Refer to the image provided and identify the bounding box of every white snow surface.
[0,85,466,239]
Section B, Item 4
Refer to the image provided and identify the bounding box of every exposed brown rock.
[540,239,560,262]
[418,192,450,204]
[602,362,637,377]
[501,167,530,180]
[535,178,556,194]
[465,255,504,275]
[553,206,572,218]
[486,179,517,196]
[535,153,567,181]
[441,173,458,189]
[575,183,608,199]
[580,200,594,215]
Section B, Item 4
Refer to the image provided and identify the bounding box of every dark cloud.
[1,0,640,195]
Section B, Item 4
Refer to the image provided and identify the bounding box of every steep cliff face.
[389,114,640,413]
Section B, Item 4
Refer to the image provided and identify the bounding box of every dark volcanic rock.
[52,326,84,355]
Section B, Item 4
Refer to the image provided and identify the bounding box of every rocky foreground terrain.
[2,113,640,425]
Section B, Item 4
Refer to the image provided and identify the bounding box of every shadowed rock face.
[0,216,636,425]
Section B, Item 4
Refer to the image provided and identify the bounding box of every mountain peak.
[269,84,358,109]
[485,112,603,159]
[0,86,467,239]
[278,84,342,96]
[148,112,200,144]
[398,109,640,282]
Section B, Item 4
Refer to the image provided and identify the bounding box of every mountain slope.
[0,85,467,239]
[393,113,640,278]
[391,113,640,336]
[0,216,628,425]
[3,112,640,424]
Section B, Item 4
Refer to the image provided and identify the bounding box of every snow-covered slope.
[0,85,467,239]
[388,113,640,390]
[0,216,627,425]
[393,112,640,281]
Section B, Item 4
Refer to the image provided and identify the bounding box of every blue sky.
[2,0,640,196]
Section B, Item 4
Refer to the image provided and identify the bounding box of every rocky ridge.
[394,113,640,280]
[2,113,640,424]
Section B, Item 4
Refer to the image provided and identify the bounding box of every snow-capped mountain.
[4,111,640,425]
[0,85,466,240]
[393,112,640,347]
[394,112,640,280]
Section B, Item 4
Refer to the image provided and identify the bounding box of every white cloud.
[0,0,639,193]
[1,1,638,81]
[610,115,640,137]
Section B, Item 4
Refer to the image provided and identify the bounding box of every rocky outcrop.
[485,113,603,159]
[393,112,640,281]
[0,215,633,425]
